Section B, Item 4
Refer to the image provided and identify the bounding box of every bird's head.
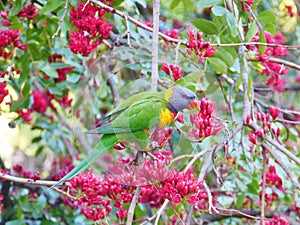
[166,86,197,113]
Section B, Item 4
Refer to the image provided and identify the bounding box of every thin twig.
[261,148,267,225]
[52,0,69,38]
[151,0,160,92]
[154,199,169,225]
[204,181,219,214]
[0,172,77,200]
[249,57,300,71]
[123,14,132,48]
[126,186,141,225]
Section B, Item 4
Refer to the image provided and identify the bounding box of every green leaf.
[171,0,180,9]
[21,81,31,96]
[264,24,276,35]
[213,48,234,67]
[245,22,258,43]
[207,57,227,74]
[9,0,23,16]
[197,0,222,8]
[182,0,195,12]
[35,60,58,78]
[235,73,243,92]
[175,72,203,86]
[257,10,276,24]
[40,79,68,96]
[212,6,227,16]
[247,178,259,195]
[10,95,31,112]
[259,31,267,55]
[226,12,238,37]
[32,136,42,143]
[41,0,65,14]
[112,0,124,7]
[193,19,218,35]
[6,220,27,225]
[247,74,253,101]
[236,193,246,208]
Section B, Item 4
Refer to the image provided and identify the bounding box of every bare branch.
[126,186,141,225]
[151,0,160,91]
[52,0,69,38]
[249,57,300,71]
[0,172,76,200]
[261,149,267,225]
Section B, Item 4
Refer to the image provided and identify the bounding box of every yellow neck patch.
[158,108,176,128]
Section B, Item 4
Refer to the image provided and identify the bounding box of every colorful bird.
[51,86,197,188]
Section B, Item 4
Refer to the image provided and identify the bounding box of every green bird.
[51,86,197,188]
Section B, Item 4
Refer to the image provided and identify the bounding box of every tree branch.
[0,172,77,200]
[151,0,160,91]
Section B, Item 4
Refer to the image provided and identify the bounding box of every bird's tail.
[50,134,117,189]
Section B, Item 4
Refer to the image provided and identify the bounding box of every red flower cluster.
[69,3,113,56]
[55,152,207,221]
[260,165,283,206]
[32,90,50,113]
[0,29,27,59]
[0,72,8,104]
[13,164,40,181]
[247,110,281,144]
[186,27,215,63]
[248,31,288,92]
[164,29,179,40]
[151,127,174,148]
[18,4,37,19]
[159,169,205,204]
[189,97,221,140]
[265,216,289,225]
[162,63,184,81]
[17,109,32,123]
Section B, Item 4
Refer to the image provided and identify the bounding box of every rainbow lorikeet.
[52,86,197,188]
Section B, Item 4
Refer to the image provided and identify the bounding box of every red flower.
[248,132,256,144]
[0,29,26,58]
[189,98,221,139]
[0,81,8,104]
[32,90,50,113]
[68,30,99,56]
[18,4,37,19]
[186,27,215,63]
[56,66,75,82]
[269,106,280,120]
[164,29,179,39]
[18,109,32,123]
[68,2,113,56]
[162,63,184,81]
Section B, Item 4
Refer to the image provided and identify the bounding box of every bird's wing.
[87,92,166,134]
[110,95,166,132]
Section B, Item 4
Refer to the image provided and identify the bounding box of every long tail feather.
[50,135,116,189]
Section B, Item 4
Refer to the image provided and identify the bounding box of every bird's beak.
[187,100,198,110]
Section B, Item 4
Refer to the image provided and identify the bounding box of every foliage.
[0,0,300,224]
